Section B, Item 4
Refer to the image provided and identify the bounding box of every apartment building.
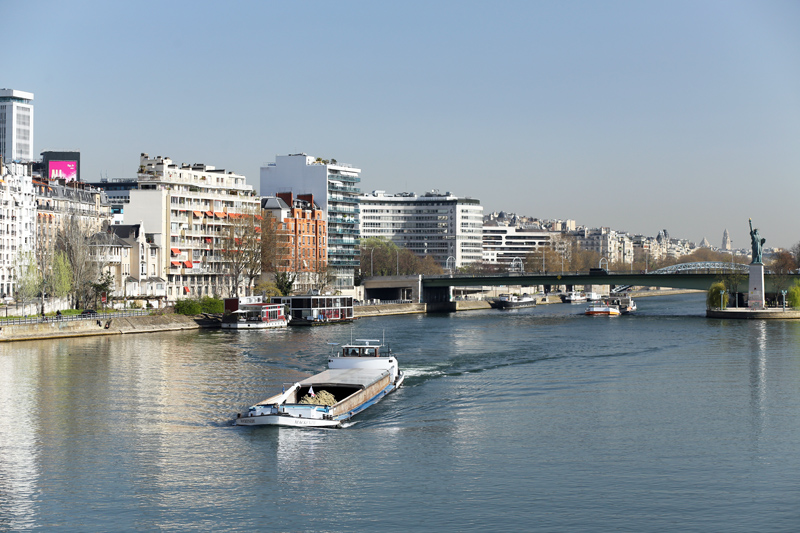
[261,192,327,294]
[0,161,36,297]
[482,223,553,269]
[124,153,260,301]
[261,154,360,292]
[359,190,483,268]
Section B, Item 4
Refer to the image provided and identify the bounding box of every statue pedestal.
[748,263,765,309]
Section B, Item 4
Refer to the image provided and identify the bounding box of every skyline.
[6,1,800,248]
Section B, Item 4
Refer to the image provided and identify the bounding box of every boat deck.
[300,367,389,388]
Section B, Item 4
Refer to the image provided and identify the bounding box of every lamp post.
[395,248,399,276]
[369,248,374,277]
[720,289,726,310]
[781,290,787,311]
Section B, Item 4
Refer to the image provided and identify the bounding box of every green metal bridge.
[420,262,799,302]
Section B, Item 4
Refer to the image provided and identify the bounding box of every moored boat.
[585,302,621,316]
[562,291,587,303]
[234,339,404,428]
[222,297,289,329]
[489,293,537,309]
[271,293,354,326]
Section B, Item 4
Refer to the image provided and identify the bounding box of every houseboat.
[222,296,288,329]
[271,293,354,326]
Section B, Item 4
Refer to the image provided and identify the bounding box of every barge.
[234,339,404,428]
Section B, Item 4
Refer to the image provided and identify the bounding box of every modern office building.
[261,154,360,291]
[482,223,553,269]
[359,190,483,268]
[0,89,34,163]
[125,153,260,301]
[261,192,327,294]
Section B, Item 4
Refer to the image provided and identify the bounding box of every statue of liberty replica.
[748,218,765,308]
[749,218,765,264]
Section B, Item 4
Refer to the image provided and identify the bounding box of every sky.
[7,1,800,249]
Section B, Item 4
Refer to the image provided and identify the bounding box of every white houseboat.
[222,296,288,329]
[234,339,404,428]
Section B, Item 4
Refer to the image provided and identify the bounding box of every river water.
[1,293,800,532]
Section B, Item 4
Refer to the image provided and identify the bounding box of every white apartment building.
[482,223,553,269]
[0,89,34,163]
[125,153,260,301]
[570,227,634,265]
[0,161,36,297]
[90,222,166,306]
[359,190,483,268]
[261,154,360,291]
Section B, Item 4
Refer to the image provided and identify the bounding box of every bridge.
[361,263,800,303]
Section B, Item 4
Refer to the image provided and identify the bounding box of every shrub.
[174,299,202,315]
[199,296,224,314]
[707,281,729,309]
[787,280,800,309]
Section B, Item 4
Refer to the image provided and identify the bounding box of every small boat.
[234,339,404,428]
[585,292,604,302]
[607,294,637,314]
[222,297,289,329]
[489,293,536,309]
[562,291,587,303]
[585,302,621,316]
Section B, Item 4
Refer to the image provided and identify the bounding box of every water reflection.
[0,350,40,531]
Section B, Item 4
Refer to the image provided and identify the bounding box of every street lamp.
[369,248,374,277]
[395,248,399,276]
[781,290,787,311]
[720,289,726,310]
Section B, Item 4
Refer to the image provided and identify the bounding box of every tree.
[15,251,41,311]
[218,208,262,297]
[50,250,72,301]
[707,281,729,309]
[787,280,800,308]
[274,271,297,296]
[769,251,797,297]
[90,272,115,310]
[58,215,95,308]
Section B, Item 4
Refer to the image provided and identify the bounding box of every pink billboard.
[49,160,77,182]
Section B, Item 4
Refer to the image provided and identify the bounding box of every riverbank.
[0,313,221,342]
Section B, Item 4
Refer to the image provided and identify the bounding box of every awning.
[254,227,261,232]
[183,260,193,268]
[205,237,212,243]
[171,248,181,255]
[205,211,214,217]
[193,211,203,217]
[170,261,181,267]
[184,286,190,294]
[214,212,227,218]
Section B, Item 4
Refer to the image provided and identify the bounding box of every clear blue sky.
[8,1,800,248]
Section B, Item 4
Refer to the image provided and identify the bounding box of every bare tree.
[57,215,95,308]
[218,209,262,297]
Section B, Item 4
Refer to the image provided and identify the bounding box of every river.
[1,293,799,532]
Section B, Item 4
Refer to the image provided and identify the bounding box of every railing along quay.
[0,309,150,327]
